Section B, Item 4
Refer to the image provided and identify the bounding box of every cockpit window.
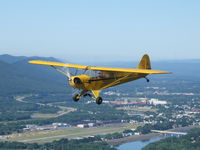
[84,70,111,79]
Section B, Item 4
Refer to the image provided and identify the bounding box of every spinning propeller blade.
[63,67,71,80]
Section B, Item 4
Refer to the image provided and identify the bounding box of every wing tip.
[28,60,43,64]
[28,60,36,64]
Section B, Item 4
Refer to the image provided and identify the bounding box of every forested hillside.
[0,136,116,150]
[0,54,69,96]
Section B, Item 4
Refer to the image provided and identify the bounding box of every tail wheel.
[73,94,80,102]
[96,97,103,105]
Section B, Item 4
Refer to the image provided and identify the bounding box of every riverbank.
[106,133,161,145]
[117,137,163,150]
[107,125,200,146]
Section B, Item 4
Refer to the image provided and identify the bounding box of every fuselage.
[69,73,147,91]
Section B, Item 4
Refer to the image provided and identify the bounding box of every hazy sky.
[0,0,200,62]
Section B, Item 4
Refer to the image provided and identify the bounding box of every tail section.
[137,54,151,70]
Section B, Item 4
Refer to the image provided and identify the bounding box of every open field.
[15,95,77,119]
[31,113,58,119]
[6,123,139,143]
[31,106,76,119]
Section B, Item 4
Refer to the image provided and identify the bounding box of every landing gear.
[83,93,92,97]
[73,94,80,102]
[73,90,103,105]
[144,77,150,82]
[96,97,103,105]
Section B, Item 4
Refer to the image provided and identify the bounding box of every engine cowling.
[73,77,82,84]
[69,74,90,89]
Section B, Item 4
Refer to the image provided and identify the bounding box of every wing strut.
[101,74,131,89]
[91,90,100,99]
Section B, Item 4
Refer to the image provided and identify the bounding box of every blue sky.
[0,0,200,62]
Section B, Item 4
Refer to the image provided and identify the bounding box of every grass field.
[31,106,76,119]
[7,123,139,143]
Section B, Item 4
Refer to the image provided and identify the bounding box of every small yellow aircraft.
[28,54,170,105]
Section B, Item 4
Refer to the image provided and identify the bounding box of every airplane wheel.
[73,94,80,102]
[96,97,103,105]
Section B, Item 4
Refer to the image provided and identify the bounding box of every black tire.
[73,94,80,102]
[96,97,103,105]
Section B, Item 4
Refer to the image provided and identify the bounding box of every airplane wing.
[28,60,171,74]
[28,60,87,69]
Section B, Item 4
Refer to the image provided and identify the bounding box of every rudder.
[137,54,151,69]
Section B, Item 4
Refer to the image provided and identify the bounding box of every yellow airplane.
[28,54,170,105]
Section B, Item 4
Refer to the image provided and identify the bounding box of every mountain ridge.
[0,54,199,95]
[0,54,69,96]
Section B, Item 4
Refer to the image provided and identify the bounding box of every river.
[117,136,163,150]
[117,125,195,150]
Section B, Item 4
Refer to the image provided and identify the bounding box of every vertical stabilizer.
[137,54,151,69]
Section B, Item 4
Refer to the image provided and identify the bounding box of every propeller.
[62,67,81,98]
[63,67,71,80]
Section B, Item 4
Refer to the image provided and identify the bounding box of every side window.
[86,70,111,79]
[97,71,103,79]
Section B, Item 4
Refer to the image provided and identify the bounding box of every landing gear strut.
[144,77,150,82]
[83,93,92,97]
[73,94,80,102]
[96,97,103,105]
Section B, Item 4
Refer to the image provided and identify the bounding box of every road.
[15,95,76,119]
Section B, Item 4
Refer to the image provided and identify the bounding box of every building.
[77,124,85,128]
[88,123,94,127]
[149,98,167,105]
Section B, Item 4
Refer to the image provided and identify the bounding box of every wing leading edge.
[28,60,171,74]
